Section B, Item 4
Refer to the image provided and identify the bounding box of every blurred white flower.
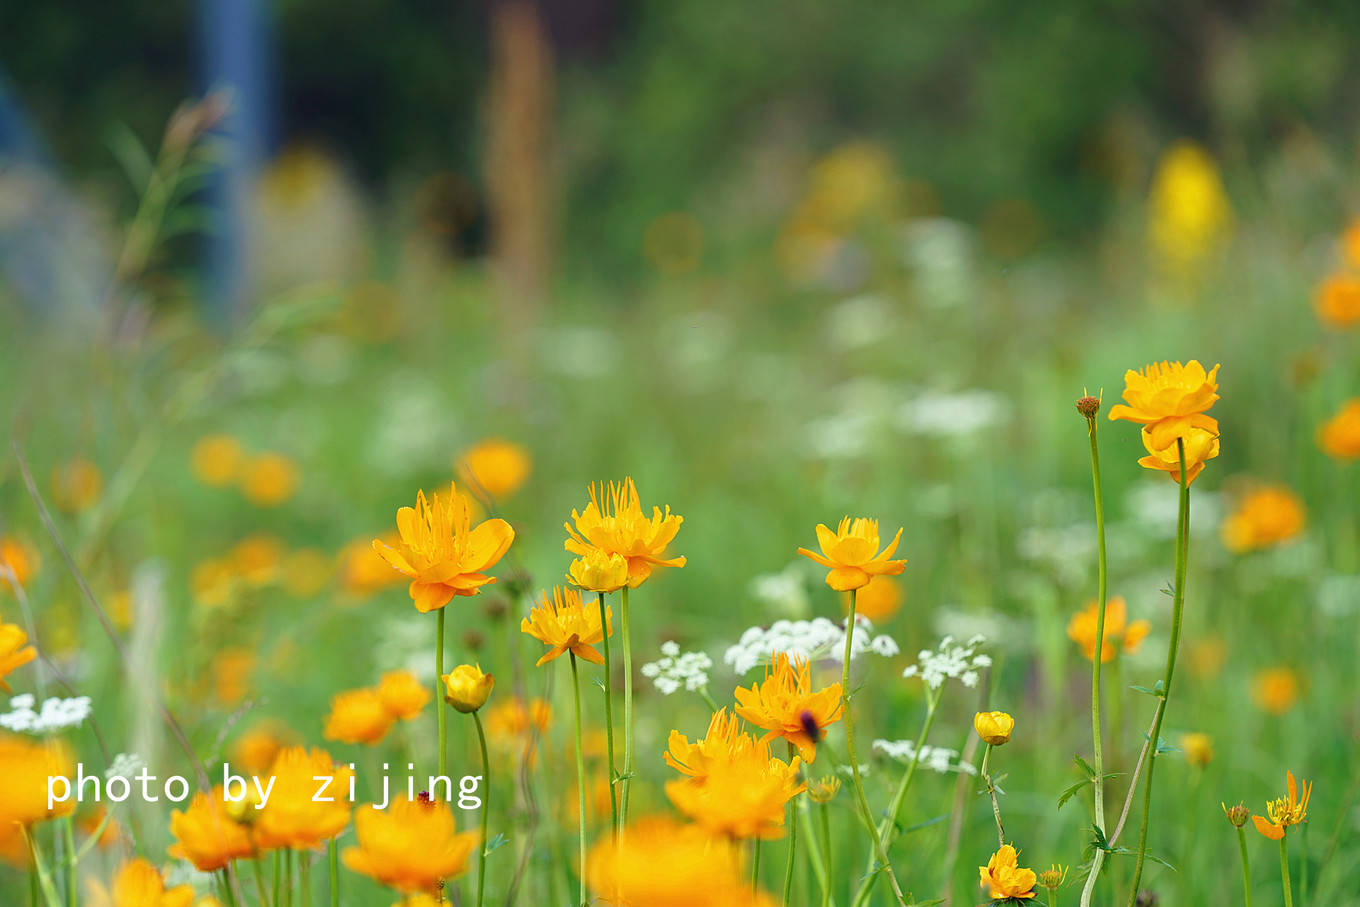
[748,564,810,619]
[896,389,1004,438]
[1319,574,1360,618]
[899,218,974,309]
[872,739,977,775]
[827,294,894,351]
[105,753,146,781]
[640,641,713,696]
[724,616,899,676]
[0,695,93,734]
[538,324,620,379]
[901,635,991,690]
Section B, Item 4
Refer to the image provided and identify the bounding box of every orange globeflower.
[239,453,299,507]
[567,548,630,594]
[373,484,515,613]
[1319,400,1360,460]
[485,697,551,749]
[0,537,39,590]
[1107,360,1221,452]
[343,796,478,895]
[376,670,429,721]
[1315,273,1360,328]
[51,457,103,514]
[564,478,685,589]
[1137,423,1219,484]
[255,747,353,851]
[665,732,803,841]
[89,858,195,907]
[232,724,290,776]
[456,438,531,500]
[979,844,1037,900]
[324,688,395,745]
[191,435,243,487]
[734,653,842,763]
[520,586,613,666]
[168,788,255,871]
[1221,485,1306,553]
[0,622,37,692]
[0,736,75,841]
[797,517,906,591]
[340,535,405,598]
[846,575,902,621]
[1251,666,1300,715]
[1066,597,1151,663]
[664,709,747,781]
[1253,771,1312,840]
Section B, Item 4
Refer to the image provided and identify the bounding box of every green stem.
[473,709,491,907]
[300,850,310,906]
[285,847,294,907]
[436,608,447,779]
[1279,835,1294,907]
[1300,822,1308,905]
[30,864,38,907]
[252,858,270,907]
[620,585,634,827]
[597,591,620,840]
[1080,411,1110,907]
[980,744,1006,848]
[798,797,830,905]
[1126,439,1190,906]
[1235,827,1253,907]
[783,743,799,907]
[273,849,282,907]
[752,839,762,892]
[697,686,720,713]
[570,653,588,907]
[62,815,76,907]
[329,839,340,907]
[219,870,240,907]
[819,803,833,907]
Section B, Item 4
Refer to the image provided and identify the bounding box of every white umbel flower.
[900,635,991,690]
[724,616,899,676]
[0,694,93,734]
[640,642,713,696]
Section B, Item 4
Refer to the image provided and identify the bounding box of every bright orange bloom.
[845,574,902,621]
[979,844,1037,899]
[255,747,352,850]
[798,517,906,591]
[374,484,515,612]
[232,724,290,775]
[50,458,103,514]
[376,670,429,721]
[0,622,37,692]
[734,653,842,762]
[342,796,478,895]
[1251,666,1300,715]
[323,688,395,745]
[1319,399,1360,460]
[1137,423,1219,484]
[1066,597,1151,663]
[0,736,75,838]
[1221,485,1306,553]
[456,438,531,500]
[520,586,613,666]
[340,535,405,598]
[0,537,39,590]
[1107,360,1221,452]
[239,453,299,507]
[566,548,630,594]
[191,435,243,487]
[1315,273,1360,328]
[485,697,551,751]
[168,788,255,871]
[1253,771,1312,840]
[665,737,803,840]
[564,478,685,589]
[88,858,195,907]
[664,709,747,780]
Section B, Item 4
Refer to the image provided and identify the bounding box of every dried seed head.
[1075,395,1102,418]
[1222,801,1250,828]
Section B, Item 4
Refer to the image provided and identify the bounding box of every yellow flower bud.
[806,776,841,805]
[567,548,630,594]
[973,710,1014,746]
[442,664,495,714]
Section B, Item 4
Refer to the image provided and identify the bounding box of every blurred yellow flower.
[240,453,299,507]
[1315,273,1360,328]
[168,788,255,871]
[377,669,429,720]
[521,586,613,666]
[1251,666,1300,715]
[1137,423,1219,484]
[485,696,551,756]
[190,558,237,609]
[324,688,395,745]
[442,664,494,714]
[191,435,244,487]
[281,548,331,598]
[343,796,478,895]
[664,708,746,781]
[1066,597,1151,663]
[567,548,629,594]
[734,653,842,762]
[340,534,404,598]
[564,478,686,589]
[1180,732,1213,768]
[1108,360,1220,452]
[79,806,123,850]
[373,484,515,612]
[0,735,75,835]
[1221,485,1306,553]
[806,775,841,804]
[798,516,906,592]
[562,771,614,827]
[0,622,37,692]
[1253,770,1311,840]
[0,537,39,590]
[229,534,286,587]
[1188,636,1227,679]
[845,574,902,621]
[1147,140,1232,276]
[232,724,290,776]
[88,858,195,907]
[211,649,256,707]
[973,711,1015,746]
[665,736,803,840]
[456,438,531,500]
[979,843,1037,900]
[255,747,353,850]
[1319,399,1360,460]
[50,457,103,514]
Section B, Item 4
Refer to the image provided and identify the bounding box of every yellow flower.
[1066,597,1151,663]
[805,776,841,804]
[339,535,404,598]
[564,478,686,589]
[255,747,353,850]
[280,548,332,598]
[210,649,255,707]
[1136,423,1220,484]
[1251,666,1300,715]
[567,548,630,594]
[1319,399,1360,460]
[0,537,39,591]
[1107,360,1221,452]
[1253,771,1311,840]
[191,435,243,487]
[797,517,906,592]
[1343,216,1360,270]
[240,452,299,507]
[0,622,37,692]
[844,574,902,621]
[168,789,256,871]
[377,669,429,720]
[456,438,531,500]
[191,559,237,609]
[485,697,551,758]
[1315,273,1360,328]
[442,664,495,713]
[520,586,613,666]
[1037,864,1068,891]
[665,737,804,840]
[373,484,515,612]
[232,724,290,776]
[1147,141,1232,275]
[50,457,103,514]
[0,735,75,831]
[974,711,1015,746]
[1180,732,1213,768]
[733,653,843,763]
[342,796,478,895]
[229,534,286,587]
[90,858,195,907]
[324,688,395,745]
[979,843,1037,900]
[586,816,776,907]
[663,709,748,781]
[1221,485,1306,553]
[79,806,123,850]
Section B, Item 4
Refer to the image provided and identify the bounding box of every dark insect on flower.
[799,710,822,745]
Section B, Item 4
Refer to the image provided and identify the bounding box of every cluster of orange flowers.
[323,669,429,744]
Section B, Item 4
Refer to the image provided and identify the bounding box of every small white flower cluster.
[896,389,1005,439]
[872,738,977,775]
[724,616,899,676]
[747,564,810,618]
[901,635,991,690]
[105,752,146,782]
[640,641,713,696]
[0,694,93,734]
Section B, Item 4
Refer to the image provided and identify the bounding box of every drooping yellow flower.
[239,453,299,507]
[374,484,515,612]
[89,858,195,907]
[1066,597,1151,663]
[50,457,103,514]
[0,622,37,692]
[564,478,686,589]
[1221,485,1306,553]
[974,711,1014,746]
[979,843,1037,900]
[0,537,39,591]
[456,438,532,500]
[442,664,494,713]
[664,709,747,780]
[1315,273,1360,328]
[1253,771,1311,840]
[1108,360,1221,452]
[665,737,804,840]
[733,653,843,763]
[1251,666,1300,715]
[376,670,429,721]
[255,747,353,851]
[191,435,243,487]
[520,586,613,666]
[567,548,630,594]
[342,796,478,895]
[1319,399,1360,460]
[586,816,776,907]
[797,517,906,592]
[1136,423,1220,484]
[168,789,255,871]
[1147,141,1232,276]
[324,688,395,745]
[1180,732,1213,768]
[845,574,902,621]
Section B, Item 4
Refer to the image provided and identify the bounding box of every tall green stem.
[597,591,620,840]
[299,850,310,906]
[783,743,799,907]
[620,585,634,827]
[473,709,491,907]
[752,839,762,891]
[329,839,340,907]
[819,803,833,907]
[1126,439,1190,906]
[62,815,76,907]
[273,849,282,906]
[219,870,240,907]
[1279,836,1294,907]
[980,744,1006,847]
[436,608,447,779]
[1080,411,1111,907]
[569,653,588,907]
[1235,827,1253,907]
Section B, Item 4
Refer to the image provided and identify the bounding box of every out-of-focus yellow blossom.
[973,711,1015,746]
[1315,273,1360,328]
[51,457,103,514]
[0,537,39,590]
[733,653,842,762]
[79,806,123,850]
[1108,360,1221,452]
[564,478,686,589]
[343,796,478,895]
[845,574,902,621]
[562,771,614,827]
[806,776,841,804]
[255,747,353,850]
[1066,597,1151,663]
[1189,636,1227,679]
[87,858,195,907]
[442,664,494,714]
[211,648,255,707]
[1221,485,1306,553]
[281,548,331,598]
[665,735,803,840]
[232,724,291,776]
[798,517,906,592]
[1147,140,1232,277]
[0,622,37,692]
[1251,666,1300,715]
[191,559,237,609]
[486,697,551,741]
[456,438,531,501]
[191,435,243,487]
[340,535,404,598]
[979,843,1037,900]
[520,586,612,666]
[567,548,629,594]
[324,688,395,745]
[229,534,286,587]
[1253,771,1311,840]
[1181,732,1214,768]
[1319,399,1360,460]
[377,669,429,720]
[109,589,134,631]
[168,788,255,871]
[240,453,299,507]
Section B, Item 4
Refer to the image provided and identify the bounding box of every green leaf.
[106,122,153,193]
[484,832,509,855]
[1073,755,1096,778]
[1057,779,1087,811]
[899,813,949,836]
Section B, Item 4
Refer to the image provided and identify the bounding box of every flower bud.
[1075,395,1101,418]
[1038,864,1068,890]
[567,548,629,593]
[974,710,1015,746]
[442,664,494,713]
[1222,801,1250,828]
[806,776,841,804]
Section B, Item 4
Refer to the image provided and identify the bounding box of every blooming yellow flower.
[50,457,103,514]
[0,735,74,831]
[442,664,494,713]
[88,858,195,907]
[845,574,902,621]
[0,537,39,591]
[1108,360,1221,452]
[0,622,37,693]
[239,453,299,507]
[342,796,478,895]
[1251,666,1300,715]
[797,517,906,591]
[190,559,237,609]
[1319,399,1360,460]
[1180,732,1213,768]
[456,438,531,500]
[324,688,395,745]
[191,435,243,487]
[664,709,748,781]
[374,484,515,612]
[979,843,1037,900]
[665,737,803,840]
[1253,771,1312,840]
[232,724,290,776]
[520,586,613,666]
[168,789,256,871]
[1221,485,1306,553]
[1315,273,1360,328]
[1066,597,1151,663]
[733,653,843,762]
[377,670,429,721]
[566,548,630,594]
[255,747,352,851]
[564,478,685,589]
[1136,422,1219,484]
[974,711,1015,746]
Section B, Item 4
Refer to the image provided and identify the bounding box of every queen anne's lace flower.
[106,752,147,781]
[723,617,899,676]
[0,694,93,734]
[871,739,977,775]
[640,642,712,696]
[900,635,991,690]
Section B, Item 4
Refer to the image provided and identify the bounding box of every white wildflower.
[901,635,991,690]
[105,753,146,782]
[896,389,1004,439]
[0,695,92,734]
[724,616,899,675]
[748,564,810,619]
[640,642,713,696]
[872,739,977,775]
